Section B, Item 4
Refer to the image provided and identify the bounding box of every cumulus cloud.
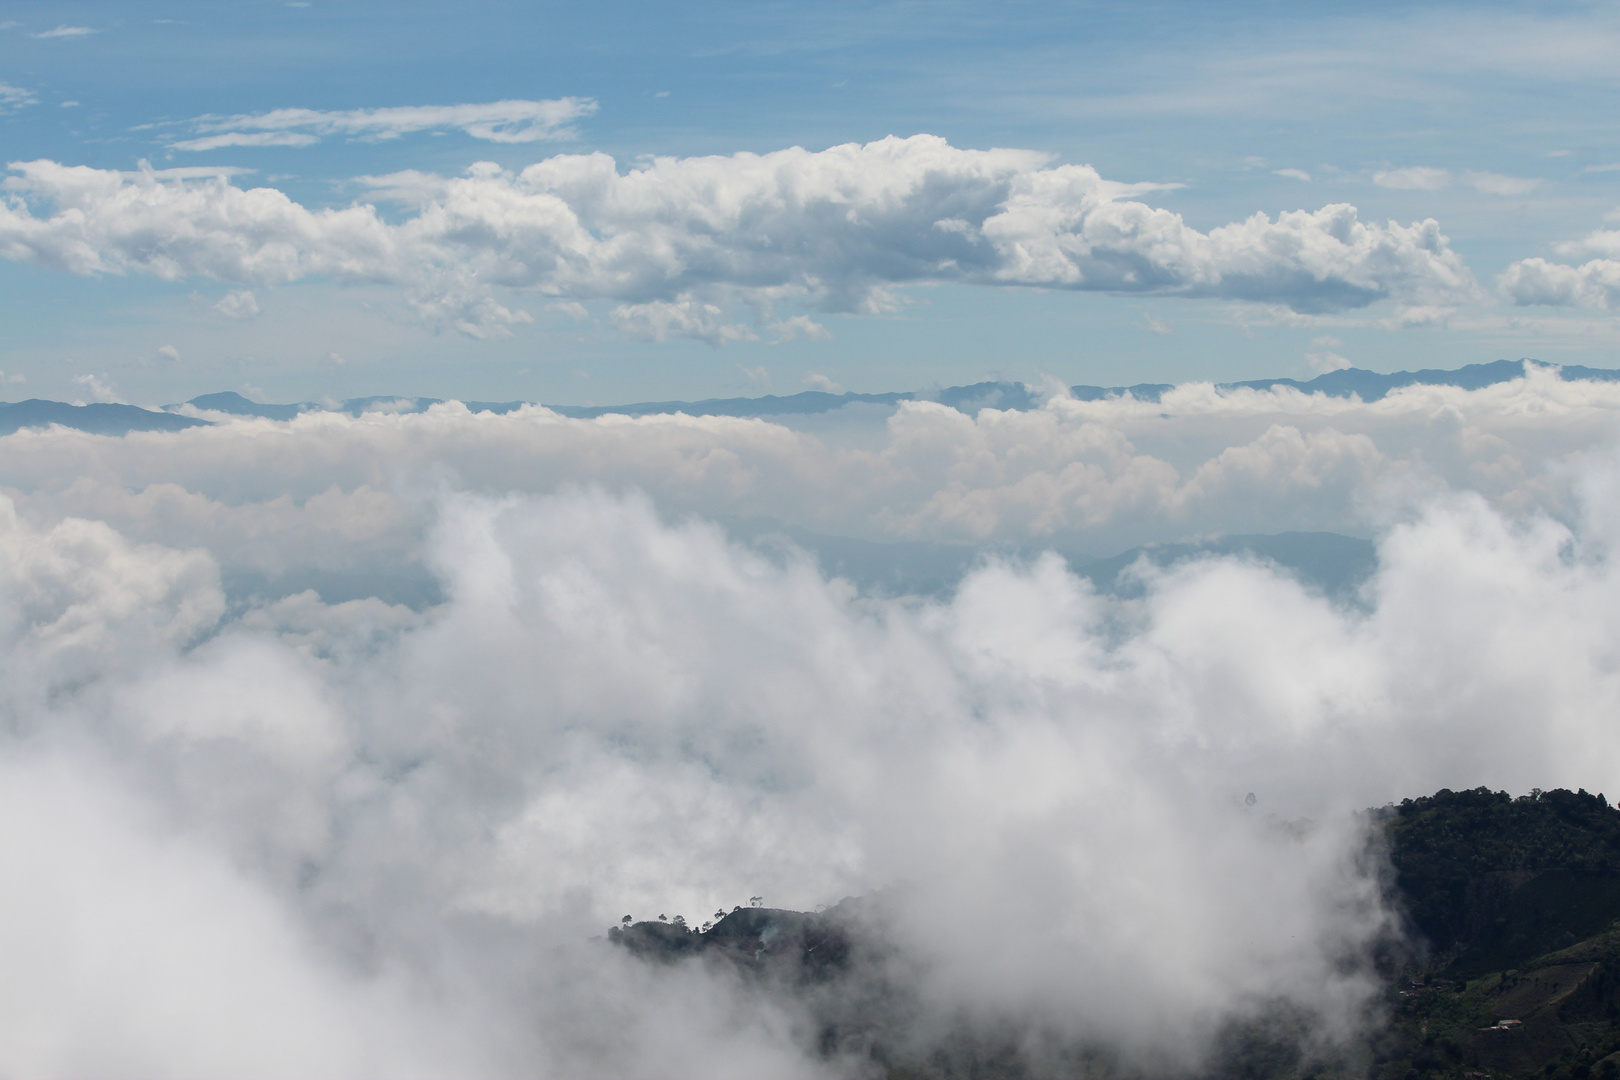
[1500,256,1620,309]
[0,136,1478,339]
[169,98,599,151]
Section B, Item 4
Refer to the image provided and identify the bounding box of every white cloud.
[6,361,1618,567]
[1501,258,1620,309]
[802,372,844,393]
[545,299,589,321]
[70,373,121,404]
[1500,240,1620,310]
[33,25,96,38]
[212,288,259,319]
[156,344,179,362]
[1372,166,1539,196]
[0,83,35,112]
[0,137,1480,340]
[1461,171,1541,196]
[124,163,257,181]
[1305,334,1351,373]
[1558,229,1620,260]
[767,314,833,343]
[1306,349,1352,373]
[171,97,598,151]
[1273,168,1311,181]
[1372,166,1452,191]
[610,299,759,345]
[169,131,321,151]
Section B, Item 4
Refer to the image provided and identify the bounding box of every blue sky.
[2,0,1619,404]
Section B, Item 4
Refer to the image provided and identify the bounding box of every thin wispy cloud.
[1373,166,1540,195]
[169,98,599,151]
[0,83,35,112]
[1463,170,1542,196]
[1372,166,1453,191]
[172,132,320,151]
[34,25,97,38]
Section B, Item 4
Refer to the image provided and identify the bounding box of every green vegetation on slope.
[1377,788,1620,1080]
[609,788,1620,1079]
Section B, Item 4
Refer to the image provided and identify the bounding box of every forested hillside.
[611,788,1620,1080]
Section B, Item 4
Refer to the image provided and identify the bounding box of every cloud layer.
[2,136,1476,337]
[0,362,1606,577]
[6,437,1620,1073]
[4,370,1620,1073]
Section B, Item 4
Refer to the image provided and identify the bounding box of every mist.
[5,372,1620,1075]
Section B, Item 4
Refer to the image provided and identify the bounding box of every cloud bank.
[4,370,1620,1073]
[1,136,1476,337]
[0,361,1606,578]
[6,422,1620,1072]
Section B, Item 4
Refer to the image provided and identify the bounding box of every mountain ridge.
[2,359,1611,438]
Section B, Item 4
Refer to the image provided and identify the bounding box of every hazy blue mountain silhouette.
[4,359,1610,438]
[1071,358,1619,405]
[0,400,209,437]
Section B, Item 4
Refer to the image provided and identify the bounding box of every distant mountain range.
[1,358,1614,438]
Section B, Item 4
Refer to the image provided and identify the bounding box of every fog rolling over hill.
[607,788,1620,1080]
[10,364,1620,1076]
